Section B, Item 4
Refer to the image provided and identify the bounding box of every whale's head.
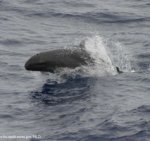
[25,53,55,72]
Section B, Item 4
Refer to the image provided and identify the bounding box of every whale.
[25,48,123,73]
[25,48,93,73]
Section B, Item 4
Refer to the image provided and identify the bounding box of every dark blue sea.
[0,0,150,141]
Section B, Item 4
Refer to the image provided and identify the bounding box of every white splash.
[81,35,118,76]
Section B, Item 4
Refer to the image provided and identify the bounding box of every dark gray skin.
[25,49,92,73]
[25,48,123,73]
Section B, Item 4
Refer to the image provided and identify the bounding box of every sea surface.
[0,0,150,141]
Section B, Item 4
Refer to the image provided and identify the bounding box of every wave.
[1,1,149,24]
[137,53,150,59]
[62,1,95,8]
[26,11,150,24]
[31,77,91,106]
[134,52,150,71]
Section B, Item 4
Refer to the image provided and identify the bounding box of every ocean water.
[0,0,150,141]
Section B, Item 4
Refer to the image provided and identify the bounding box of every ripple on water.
[31,77,91,106]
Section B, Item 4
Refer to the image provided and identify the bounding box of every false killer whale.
[24,48,123,74]
[25,48,92,73]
